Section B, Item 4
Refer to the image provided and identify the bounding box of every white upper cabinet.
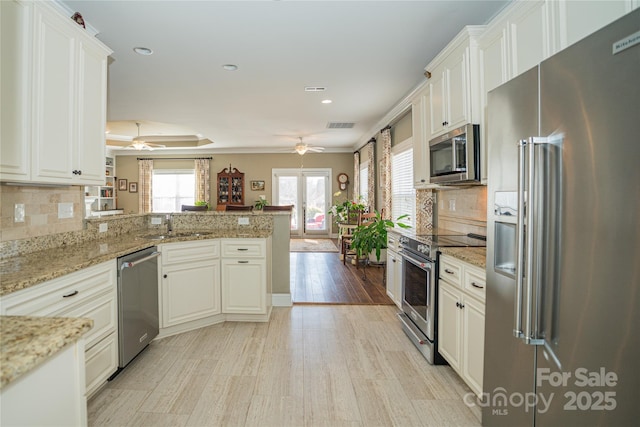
[426,27,484,140]
[551,0,637,52]
[0,0,112,185]
[411,84,430,188]
[507,0,551,77]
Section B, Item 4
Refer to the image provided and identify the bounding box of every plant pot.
[368,248,387,263]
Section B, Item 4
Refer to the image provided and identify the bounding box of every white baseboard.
[272,293,292,306]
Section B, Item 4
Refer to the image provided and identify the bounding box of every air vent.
[304,86,326,92]
[327,122,355,129]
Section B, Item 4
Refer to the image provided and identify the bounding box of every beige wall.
[0,184,84,241]
[115,152,354,214]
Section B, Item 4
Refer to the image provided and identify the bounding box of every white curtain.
[365,140,375,212]
[194,158,211,204]
[381,127,392,219]
[138,159,153,213]
[353,151,360,201]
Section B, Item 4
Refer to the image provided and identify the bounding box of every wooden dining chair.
[225,205,254,211]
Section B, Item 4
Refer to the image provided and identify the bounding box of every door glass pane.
[277,176,298,231]
[305,176,326,232]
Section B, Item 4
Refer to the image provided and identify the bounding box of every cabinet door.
[509,0,550,77]
[556,0,631,51]
[429,72,446,138]
[161,261,220,327]
[31,4,75,183]
[446,51,469,129]
[0,0,30,181]
[386,249,404,308]
[462,296,485,397]
[221,259,267,314]
[438,283,461,371]
[412,88,430,188]
[75,39,107,185]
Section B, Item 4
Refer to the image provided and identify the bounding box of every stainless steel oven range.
[397,233,485,364]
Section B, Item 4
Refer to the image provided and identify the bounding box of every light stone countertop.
[438,247,487,269]
[0,316,93,389]
[0,229,271,297]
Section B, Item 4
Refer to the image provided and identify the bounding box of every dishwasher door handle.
[120,251,161,270]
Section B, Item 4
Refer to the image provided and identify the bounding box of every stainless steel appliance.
[116,247,160,369]
[484,10,639,426]
[429,123,480,184]
[398,233,485,364]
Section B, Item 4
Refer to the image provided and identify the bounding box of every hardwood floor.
[89,306,481,427]
[291,252,392,304]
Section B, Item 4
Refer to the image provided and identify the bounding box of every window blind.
[391,140,415,227]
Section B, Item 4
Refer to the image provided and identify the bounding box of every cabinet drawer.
[464,266,486,302]
[85,332,118,397]
[161,239,219,265]
[439,256,462,287]
[1,261,116,317]
[58,290,117,349]
[221,239,265,258]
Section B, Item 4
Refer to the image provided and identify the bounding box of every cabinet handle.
[471,282,484,289]
[78,170,82,175]
[238,260,249,264]
[62,290,79,298]
[237,248,249,251]
[444,268,455,274]
[455,301,460,308]
[460,303,465,309]
[420,179,425,182]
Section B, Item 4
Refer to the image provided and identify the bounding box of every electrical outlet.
[58,202,74,219]
[99,223,108,233]
[449,199,456,211]
[151,216,162,225]
[238,217,250,225]
[14,204,25,223]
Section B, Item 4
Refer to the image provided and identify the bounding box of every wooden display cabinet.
[217,165,244,206]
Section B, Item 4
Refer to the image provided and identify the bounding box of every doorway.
[272,168,331,237]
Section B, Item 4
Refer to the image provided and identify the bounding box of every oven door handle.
[399,251,434,271]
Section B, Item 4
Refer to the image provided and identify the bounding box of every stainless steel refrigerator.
[484,9,639,427]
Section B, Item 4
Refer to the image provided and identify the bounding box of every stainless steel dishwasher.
[116,246,160,370]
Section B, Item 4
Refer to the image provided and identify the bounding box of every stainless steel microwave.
[429,123,480,184]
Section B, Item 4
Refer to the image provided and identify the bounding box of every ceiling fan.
[291,137,325,155]
[126,123,167,151]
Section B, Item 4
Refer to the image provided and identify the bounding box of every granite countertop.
[439,247,487,269]
[0,229,272,297]
[0,316,93,389]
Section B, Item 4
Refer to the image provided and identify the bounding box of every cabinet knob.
[460,303,465,309]
[163,274,168,278]
[420,179,425,183]
[78,170,82,175]
[455,301,460,308]
[444,268,455,274]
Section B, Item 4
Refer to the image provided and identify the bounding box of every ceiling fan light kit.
[126,122,166,150]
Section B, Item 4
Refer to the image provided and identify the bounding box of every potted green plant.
[254,198,269,210]
[350,210,411,262]
[329,195,366,225]
[194,200,210,210]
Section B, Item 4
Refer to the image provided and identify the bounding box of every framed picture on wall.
[251,180,265,191]
[129,182,138,193]
[118,179,128,191]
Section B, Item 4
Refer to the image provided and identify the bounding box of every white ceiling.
[62,0,508,153]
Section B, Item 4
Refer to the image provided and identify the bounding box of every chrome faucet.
[166,214,173,233]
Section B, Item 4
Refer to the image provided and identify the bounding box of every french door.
[272,168,331,237]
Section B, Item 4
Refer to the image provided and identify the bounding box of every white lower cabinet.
[1,338,87,427]
[0,260,118,398]
[385,233,403,308]
[221,239,268,315]
[159,240,221,328]
[438,254,486,397]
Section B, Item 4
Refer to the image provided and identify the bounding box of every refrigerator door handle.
[514,139,527,339]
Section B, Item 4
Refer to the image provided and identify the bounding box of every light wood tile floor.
[89,306,481,427]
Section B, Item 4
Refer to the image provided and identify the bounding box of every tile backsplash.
[0,184,84,242]
[436,186,487,236]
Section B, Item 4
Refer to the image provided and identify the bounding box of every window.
[152,169,195,212]
[391,138,415,227]
[359,160,369,206]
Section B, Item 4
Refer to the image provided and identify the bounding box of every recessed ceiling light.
[321,99,332,104]
[133,47,153,56]
[222,64,238,71]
